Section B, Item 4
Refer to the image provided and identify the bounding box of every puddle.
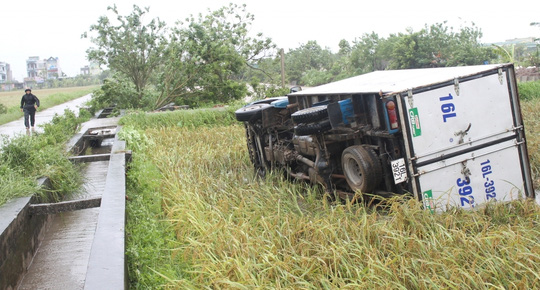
[90,138,114,155]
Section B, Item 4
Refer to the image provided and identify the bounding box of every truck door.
[399,66,533,210]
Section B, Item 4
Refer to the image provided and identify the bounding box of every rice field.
[123,106,540,289]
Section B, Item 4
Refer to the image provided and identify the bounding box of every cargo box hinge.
[454,78,460,96]
[407,89,414,108]
[498,68,504,84]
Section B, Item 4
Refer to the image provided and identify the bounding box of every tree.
[385,22,493,69]
[350,33,386,74]
[83,5,167,108]
[155,3,276,107]
[285,41,334,85]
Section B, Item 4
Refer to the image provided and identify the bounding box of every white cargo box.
[396,64,533,210]
[293,63,534,210]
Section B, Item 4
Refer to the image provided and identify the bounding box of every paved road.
[0,93,93,141]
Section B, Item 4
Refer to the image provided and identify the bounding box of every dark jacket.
[20,93,40,110]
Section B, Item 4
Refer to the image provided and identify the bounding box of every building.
[80,65,90,75]
[26,56,62,81]
[26,56,45,80]
[80,61,102,76]
[45,57,62,79]
[0,61,12,83]
[0,61,15,91]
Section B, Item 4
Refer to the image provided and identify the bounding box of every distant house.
[26,56,62,80]
[80,61,102,76]
[0,61,12,83]
[80,65,90,75]
[24,56,63,87]
[26,56,45,79]
[46,57,62,79]
[0,61,14,91]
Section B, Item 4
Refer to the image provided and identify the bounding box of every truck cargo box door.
[399,66,533,209]
[417,139,526,211]
[403,71,517,165]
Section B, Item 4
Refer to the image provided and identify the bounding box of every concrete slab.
[17,209,100,290]
[84,139,127,289]
[17,161,109,289]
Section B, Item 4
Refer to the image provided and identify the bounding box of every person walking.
[20,88,40,130]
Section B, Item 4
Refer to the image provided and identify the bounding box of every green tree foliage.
[285,41,334,85]
[157,3,276,107]
[386,22,493,69]
[350,33,387,74]
[83,5,167,107]
[281,22,496,86]
[85,3,509,109]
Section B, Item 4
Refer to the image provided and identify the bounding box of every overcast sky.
[1,0,538,81]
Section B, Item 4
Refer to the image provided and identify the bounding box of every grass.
[0,86,98,125]
[119,106,238,130]
[0,109,90,207]
[521,99,540,188]
[122,106,540,289]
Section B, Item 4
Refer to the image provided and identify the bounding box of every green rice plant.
[518,80,540,101]
[521,98,540,188]
[125,121,540,289]
[125,149,188,288]
[119,106,239,130]
[0,164,39,205]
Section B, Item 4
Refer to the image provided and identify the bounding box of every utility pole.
[280,48,285,88]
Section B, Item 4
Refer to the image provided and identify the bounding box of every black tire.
[235,103,271,122]
[294,119,332,136]
[341,146,382,193]
[245,124,268,177]
[291,106,328,124]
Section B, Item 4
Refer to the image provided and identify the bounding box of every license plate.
[391,158,407,184]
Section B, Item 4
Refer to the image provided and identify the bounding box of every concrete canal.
[0,97,129,289]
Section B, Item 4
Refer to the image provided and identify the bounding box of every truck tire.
[341,146,382,193]
[235,103,271,122]
[291,106,328,124]
[294,119,332,136]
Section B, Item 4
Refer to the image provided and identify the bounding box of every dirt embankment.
[516,66,540,82]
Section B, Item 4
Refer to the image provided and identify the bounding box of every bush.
[0,103,6,114]
[88,76,145,112]
[518,80,540,101]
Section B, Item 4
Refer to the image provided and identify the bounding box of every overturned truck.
[235,64,535,210]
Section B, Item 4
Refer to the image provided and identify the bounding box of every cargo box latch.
[498,68,504,84]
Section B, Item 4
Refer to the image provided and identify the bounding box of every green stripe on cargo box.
[409,107,421,137]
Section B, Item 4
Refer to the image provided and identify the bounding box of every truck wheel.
[235,103,271,121]
[245,124,268,177]
[291,106,328,123]
[294,119,332,136]
[341,146,382,193]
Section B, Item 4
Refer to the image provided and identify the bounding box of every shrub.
[518,80,540,101]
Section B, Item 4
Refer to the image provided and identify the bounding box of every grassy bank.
[0,109,90,206]
[123,107,540,288]
[0,86,98,125]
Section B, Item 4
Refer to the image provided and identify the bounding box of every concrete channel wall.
[0,118,129,289]
[0,179,53,290]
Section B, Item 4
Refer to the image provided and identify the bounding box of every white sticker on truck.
[391,158,407,184]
